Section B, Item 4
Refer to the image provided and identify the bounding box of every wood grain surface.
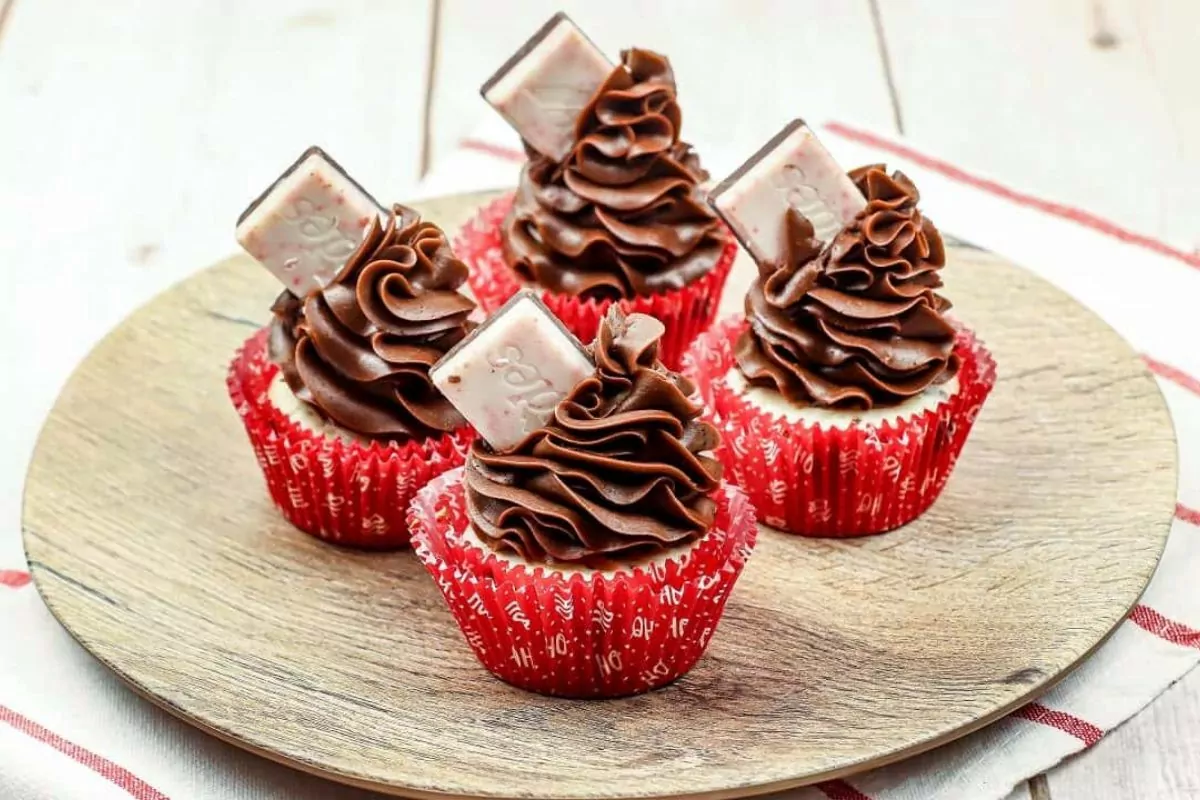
[21,192,1177,800]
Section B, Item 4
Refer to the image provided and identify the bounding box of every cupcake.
[410,306,756,697]
[460,14,737,369]
[228,195,476,549]
[688,154,996,537]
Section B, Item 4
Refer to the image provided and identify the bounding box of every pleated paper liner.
[409,468,758,698]
[684,319,997,537]
[226,328,473,549]
[456,192,737,369]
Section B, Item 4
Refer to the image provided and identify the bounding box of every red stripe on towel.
[1013,703,1104,747]
[1130,605,1200,649]
[0,569,30,589]
[0,704,170,799]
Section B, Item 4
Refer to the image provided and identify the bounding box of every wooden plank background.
[0,0,1196,797]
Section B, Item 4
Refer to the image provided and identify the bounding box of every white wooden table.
[0,1,1196,797]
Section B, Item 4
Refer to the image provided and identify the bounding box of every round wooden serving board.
[23,191,1177,800]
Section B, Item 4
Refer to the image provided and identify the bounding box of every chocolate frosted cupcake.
[460,15,737,368]
[501,48,727,300]
[228,202,476,548]
[410,307,756,698]
[688,161,996,537]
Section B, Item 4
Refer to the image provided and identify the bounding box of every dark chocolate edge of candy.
[429,289,593,382]
[236,145,386,227]
[480,11,573,98]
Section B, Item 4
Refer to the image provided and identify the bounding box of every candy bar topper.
[709,119,867,267]
[236,146,387,297]
[481,12,613,162]
[430,291,594,452]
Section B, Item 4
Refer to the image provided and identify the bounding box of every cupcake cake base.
[723,368,962,430]
[684,318,997,537]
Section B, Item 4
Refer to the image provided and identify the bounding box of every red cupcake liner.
[409,468,757,698]
[683,319,997,537]
[456,192,738,369]
[226,328,473,550]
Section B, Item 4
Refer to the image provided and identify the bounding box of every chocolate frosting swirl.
[465,308,723,565]
[268,204,476,439]
[501,48,726,300]
[736,166,959,409]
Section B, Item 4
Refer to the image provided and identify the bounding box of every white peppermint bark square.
[431,292,594,452]
[236,146,386,296]
[481,12,613,162]
[710,119,867,266]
